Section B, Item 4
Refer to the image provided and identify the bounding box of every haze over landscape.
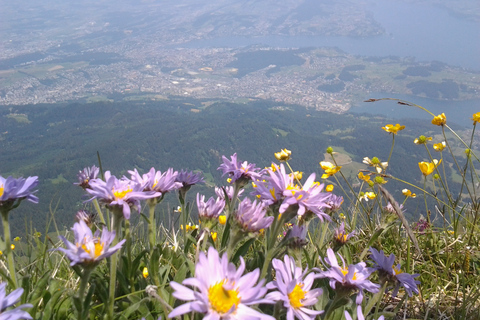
[1,0,479,229]
[1,0,479,111]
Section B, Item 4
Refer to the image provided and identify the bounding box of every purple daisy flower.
[251,163,290,206]
[129,167,181,194]
[284,225,308,249]
[280,173,331,222]
[234,198,274,233]
[369,247,420,297]
[86,171,161,219]
[325,194,344,215]
[75,165,99,189]
[197,193,225,220]
[266,255,323,320]
[318,248,380,304]
[169,247,275,319]
[0,282,33,320]
[175,169,204,188]
[218,153,263,186]
[56,220,125,267]
[383,202,405,214]
[0,175,39,210]
[252,164,331,222]
[333,222,356,246]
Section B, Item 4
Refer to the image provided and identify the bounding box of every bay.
[182,0,480,71]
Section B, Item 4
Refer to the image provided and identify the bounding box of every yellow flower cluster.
[218,215,227,225]
[433,141,446,152]
[472,112,480,124]
[358,172,370,182]
[432,113,447,126]
[320,161,342,179]
[274,149,292,161]
[414,135,432,145]
[402,189,416,198]
[418,159,442,176]
[382,123,405,134]
[180,223,199,231]
[363,157,388,173]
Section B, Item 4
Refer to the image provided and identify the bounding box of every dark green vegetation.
[0,99,470,235]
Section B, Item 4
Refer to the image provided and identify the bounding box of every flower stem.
[106,210,123,320]
[92,198,106,226]
[77,267,93,320]
[1,209,17,289]
[148,202,157,251]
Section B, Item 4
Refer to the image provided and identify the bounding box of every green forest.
[0,98,473,235]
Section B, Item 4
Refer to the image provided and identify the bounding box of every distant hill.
[0,98,471,235]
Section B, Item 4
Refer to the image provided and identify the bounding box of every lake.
[183,0,480,71]
[181,0,479,124]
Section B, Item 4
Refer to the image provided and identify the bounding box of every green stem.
[387,134,395,164]
[77,267,93,320]
[107,209,123,320]
[92,199,106,226]
[148,202,157,250]
[1,209,17,289]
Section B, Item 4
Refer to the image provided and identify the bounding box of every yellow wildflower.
[227,178,232,184]
[292,171,303,181]
[418,159,442,176]
[13,237,21,242]
[432,113,447,126]
[374,176,387,184]
[218,215,227,225]
[472,112,480,124]
[10,244,15,250]
[142,267,149,278]
[274,148,292,161]
[433,141,446,152]
[402,189,416,198]
[211,232,217,242]
[382,123,405,134]
[366,192,376,199]
[358,172,371,182]
[360,192,376,201]
[320,161,341,179]
[414,135,432,145]
[326,184,334,192]
[363,157,388,173]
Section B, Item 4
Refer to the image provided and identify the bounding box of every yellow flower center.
[393,265,402,275]
[341,267,357,280]
[288,283,306,309]
[113,186,132,200]
[208,281,241,314]
[0,184,4,198]
[269,188,277,200]
[337,233,348,243]
[81,240,104,259]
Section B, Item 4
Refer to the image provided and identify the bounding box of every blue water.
[183,0,480,70]
[180,0,480,124]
